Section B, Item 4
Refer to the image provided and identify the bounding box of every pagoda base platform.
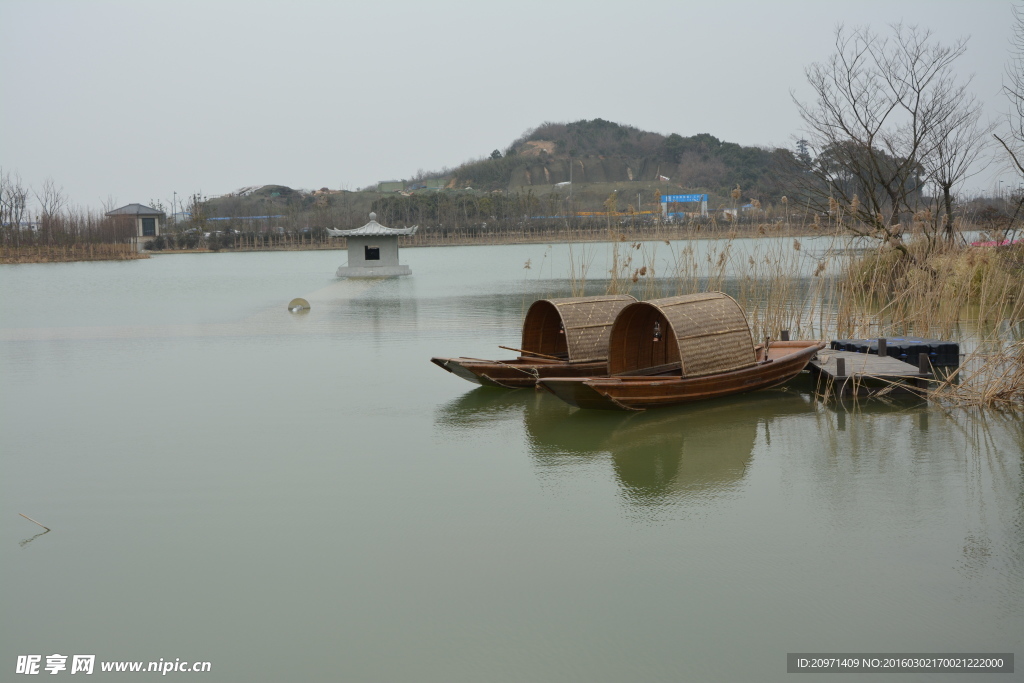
[336,265,412,278]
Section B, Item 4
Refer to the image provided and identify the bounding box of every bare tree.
[1,169,31,242]
[997,5,1024,173]
[922,93,994,240]
[101,195,119,214]
[995,3,1024,243]
[794,24,973,252]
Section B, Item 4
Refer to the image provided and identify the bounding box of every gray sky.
[0,0,1016,212]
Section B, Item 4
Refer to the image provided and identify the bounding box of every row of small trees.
[0,170,136,249]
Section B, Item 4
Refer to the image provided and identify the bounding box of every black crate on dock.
[830,338,960,368]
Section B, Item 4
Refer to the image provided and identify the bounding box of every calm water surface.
[1,242,1022,682]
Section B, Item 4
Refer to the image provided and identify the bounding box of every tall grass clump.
[838,240,1024,338]
[928,339,1024,408]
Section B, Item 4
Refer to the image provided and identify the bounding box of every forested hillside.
[442,119,799,201]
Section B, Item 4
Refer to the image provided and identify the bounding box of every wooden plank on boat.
[809,350,932,396]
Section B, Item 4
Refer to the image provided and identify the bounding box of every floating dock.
[809,349,933,397]
[830,337,960,368]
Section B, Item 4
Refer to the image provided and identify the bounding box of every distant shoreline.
[3,225,841,263]
[146,224,834,256]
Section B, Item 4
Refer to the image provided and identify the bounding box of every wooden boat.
[431,294,636,388]
[538,292,825,410]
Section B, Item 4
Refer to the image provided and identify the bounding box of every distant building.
[105,203,165,249]
[332,212,417,278]
[660,194,709,219]
[378,180,405,192]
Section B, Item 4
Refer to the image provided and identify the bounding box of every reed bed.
[834,240,1024,339]
[0,243,146,263]
[823,240,1023,407]
[928,341,1024,408]
[562,221,1024,409]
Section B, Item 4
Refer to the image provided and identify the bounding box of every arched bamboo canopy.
[521,295,637,363]
[608,292,756,377]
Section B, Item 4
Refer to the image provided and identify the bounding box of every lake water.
[1,241,1022,682]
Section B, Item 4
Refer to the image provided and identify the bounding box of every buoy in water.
[288,298,310,313]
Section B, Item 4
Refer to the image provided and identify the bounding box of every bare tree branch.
[35,177,68,219]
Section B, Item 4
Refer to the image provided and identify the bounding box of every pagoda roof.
[105,203,165,217]
[334,213,418,237]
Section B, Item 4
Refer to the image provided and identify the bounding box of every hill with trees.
[433,119,799,201]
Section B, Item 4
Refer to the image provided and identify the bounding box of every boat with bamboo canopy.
[538,292,824,410]
[431,294,637,388]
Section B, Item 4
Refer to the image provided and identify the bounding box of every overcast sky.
[0,0,1016,212]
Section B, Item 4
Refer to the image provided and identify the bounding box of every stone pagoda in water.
[331,212,418,278]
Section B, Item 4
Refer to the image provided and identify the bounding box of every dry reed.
[926,340,1024,408]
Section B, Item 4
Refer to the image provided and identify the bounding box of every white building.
[105,203,165,250]
[331,213,417,278]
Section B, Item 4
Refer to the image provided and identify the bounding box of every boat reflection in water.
[435,387,814,508]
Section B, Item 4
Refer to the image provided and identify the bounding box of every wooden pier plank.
[808,350,932,396]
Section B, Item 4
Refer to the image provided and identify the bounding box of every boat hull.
[538,341,825,410]
[431,356,608,389]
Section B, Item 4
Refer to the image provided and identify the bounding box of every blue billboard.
[661,194,708,203]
